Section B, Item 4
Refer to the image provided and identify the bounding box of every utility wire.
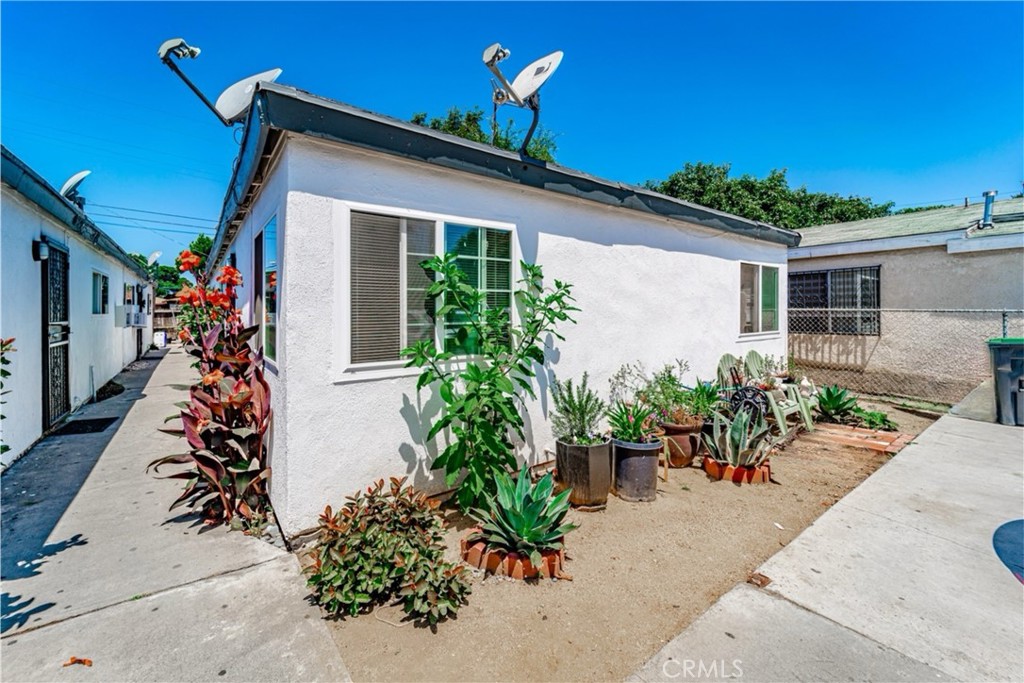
[89,212,215,229]
[91,220,213,236]
[88,203,217,223]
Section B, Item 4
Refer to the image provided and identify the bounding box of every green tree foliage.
[129,253,188,297]
[645,162,894,230]
[411,106,557,163]
[893,204,954,214]
[174,234,214,272]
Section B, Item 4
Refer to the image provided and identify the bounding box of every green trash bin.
[987,338,1024,427]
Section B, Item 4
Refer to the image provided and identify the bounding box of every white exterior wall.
[226,136,790,536]
[1,186,153,466]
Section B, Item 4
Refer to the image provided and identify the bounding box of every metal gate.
[42,243,70,428]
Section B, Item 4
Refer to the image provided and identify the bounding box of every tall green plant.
[702,410,774,467]
[607,400,657,444]
[403,253,577,511]
[684,380,721,419]
[551,373,605,445]
[815,385,858,422]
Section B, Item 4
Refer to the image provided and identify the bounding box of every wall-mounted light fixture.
[32,239,49,261]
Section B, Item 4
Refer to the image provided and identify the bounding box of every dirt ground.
[326,409,935,683]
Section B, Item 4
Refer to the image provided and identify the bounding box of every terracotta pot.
[460,529,572,580]
[703,458,772,484]
[659,421,702,468]
[555,438,612,509]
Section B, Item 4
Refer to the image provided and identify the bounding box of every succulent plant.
[815,385,859,422]
[469,464,577,567]
[702,409,774,468]
[607,400,658,443]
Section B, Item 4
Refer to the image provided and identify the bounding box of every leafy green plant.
[468,464,577,567]
[815,385,859,423]
[1,337,14,458]
[702,409,774,467]
[306,477,470,626]
[852,406,899,431]
[683,379,721,419]
[609,360,694,423]
[403,253,577,512]
[607,400,658,444]
[551,373,606,445]
[149,257,272,526]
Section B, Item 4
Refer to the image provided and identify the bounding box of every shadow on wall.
[0,352,165,633]
[789,333,879,371]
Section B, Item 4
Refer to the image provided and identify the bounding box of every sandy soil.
[323,413,936,683]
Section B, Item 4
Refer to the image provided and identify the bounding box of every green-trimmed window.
[442,224,512,355]
[740,263,779,334]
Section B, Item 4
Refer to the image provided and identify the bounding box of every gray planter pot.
[555,438,612,509]
[612,438,662,502]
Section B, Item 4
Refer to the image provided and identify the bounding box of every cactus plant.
[702,409,774,468]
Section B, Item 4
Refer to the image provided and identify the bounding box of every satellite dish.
[60,170,91,198]
[147,250,163,267]
[509,51,563,102]
[214,68,283,123]
[482,43,509,67]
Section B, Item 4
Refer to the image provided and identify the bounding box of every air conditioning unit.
[114,305,130,328]
[131,311,148,328]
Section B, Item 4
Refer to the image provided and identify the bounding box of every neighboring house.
[788,194,1024,403]
[1,146,153,466]
[205,82,801,537]
[152,296,180,345]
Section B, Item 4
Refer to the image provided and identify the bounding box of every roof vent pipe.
[982,190,998,227]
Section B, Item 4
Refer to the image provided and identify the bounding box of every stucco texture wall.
[1,186,153,465]
[226,137,791,536]
[788,245,1024,403]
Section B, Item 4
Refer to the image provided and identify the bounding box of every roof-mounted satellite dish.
[147,250,163,267]
[157,37,281,128]
[482,43,563,157]
[60,170,91,209]
[214,68,283,124]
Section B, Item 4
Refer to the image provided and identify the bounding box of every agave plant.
[816,385,858,422]
[684,379,721,419]
[468,464,577,567]
[551,373,606,445]
[702,409,774,468]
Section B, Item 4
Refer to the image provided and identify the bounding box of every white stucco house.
[1,146,154,466]
[205,83,801,537]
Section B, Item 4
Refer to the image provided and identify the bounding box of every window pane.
[264,217,278,361]
[485,259,511,292]
[101,276,108,314]
[761,266,778,332]
[445,224,479,256]
[351,212,401,363]
[486,228,511,259]
[740,263,759,334]
[444,324,480,355]
[454,257,480,288]
[92,274,101,314]
[407,219,435,254]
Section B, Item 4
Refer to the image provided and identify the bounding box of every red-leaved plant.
[148,251,273,527]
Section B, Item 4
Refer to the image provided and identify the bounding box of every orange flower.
[202,369,225,386]
[207,290,231,310]
[178,250,202,272]
[178,329,189,341]
[176,285,193,304]
[217,265,243,286]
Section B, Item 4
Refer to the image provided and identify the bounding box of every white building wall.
[1,186,152,466]
[225,136,790,536]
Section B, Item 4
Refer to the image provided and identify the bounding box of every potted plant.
[462,464,577,580]
[684,379,722,457]
[551,374,611,509]
[701,409,775,484]
[607,400,662,502]
[611,361,699,468]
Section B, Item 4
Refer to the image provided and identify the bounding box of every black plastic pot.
[612,438,661,502]
[555,439,612,509]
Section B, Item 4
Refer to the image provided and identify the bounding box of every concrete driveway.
[632,412,1024,682]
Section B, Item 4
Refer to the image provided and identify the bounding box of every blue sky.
[2,2,1022,260]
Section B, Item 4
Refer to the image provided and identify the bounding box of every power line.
[89,212,215,229]
[92,220,213,236]
[88,203,217,223]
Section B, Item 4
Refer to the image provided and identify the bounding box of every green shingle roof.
[794,197,1024,247]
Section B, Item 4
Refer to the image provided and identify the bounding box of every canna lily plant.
[148,253,273,527]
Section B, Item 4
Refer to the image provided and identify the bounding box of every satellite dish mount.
[157,38,282,127]
[482,43,563,157]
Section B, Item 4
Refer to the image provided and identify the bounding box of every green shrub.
[306,477,470,626]
[852,406,899,431]
[702,409,774,467]
[551,373,606,445]
[468,464,577,567]
[683,379,721,419]
[815,385,858,422]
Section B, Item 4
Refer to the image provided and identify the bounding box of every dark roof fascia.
[1,146,150,280]
[209,82,801,263]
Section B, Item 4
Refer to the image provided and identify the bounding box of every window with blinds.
[349,212,511,364]
[740,263,779,334]
[788,266,880,335]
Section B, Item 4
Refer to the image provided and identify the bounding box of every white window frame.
[333,200,518,384]
[261,214,279,366]
[738,261,782,339]
[91,271,109,315]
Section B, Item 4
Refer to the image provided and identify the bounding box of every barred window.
[789,266,880,335]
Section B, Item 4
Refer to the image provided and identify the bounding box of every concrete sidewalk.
[1,348,349,682]
[632,412,1024,682]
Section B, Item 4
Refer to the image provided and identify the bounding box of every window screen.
[91,273,108,315]
[789,266,880,335]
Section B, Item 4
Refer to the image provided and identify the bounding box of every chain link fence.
[788,308,1024,405]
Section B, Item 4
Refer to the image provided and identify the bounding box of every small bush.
[306,478,470,626]
[551,373,606,445]
[852,406,899,431]
[815,385,858,422]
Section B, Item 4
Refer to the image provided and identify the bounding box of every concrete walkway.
[632,412,1024,682]
[1,348,349,682]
